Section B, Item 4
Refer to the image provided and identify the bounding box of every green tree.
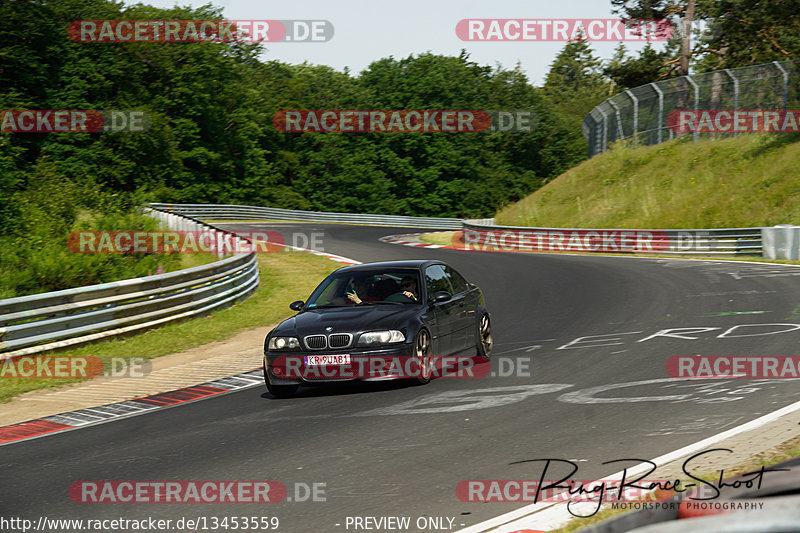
[542,39,609,156]
[603,43,673,89]
[696,0,800,71]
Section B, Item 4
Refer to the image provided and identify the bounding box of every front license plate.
[305,354,351,366]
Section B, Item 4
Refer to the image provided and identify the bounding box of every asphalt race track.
[4,223,800,532]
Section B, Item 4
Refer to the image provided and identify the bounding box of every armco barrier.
[461,222,765,256]
[0,209,259,359]
[149,203,473,229]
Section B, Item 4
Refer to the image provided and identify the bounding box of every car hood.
[274,305,420,336]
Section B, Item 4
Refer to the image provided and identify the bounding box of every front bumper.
[265,344,416,384]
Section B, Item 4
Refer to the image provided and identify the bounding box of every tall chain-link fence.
[582,60,800,157]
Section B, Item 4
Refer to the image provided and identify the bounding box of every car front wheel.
[412,328,433,385]
[477,313,492,360]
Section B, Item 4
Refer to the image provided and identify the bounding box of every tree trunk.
[710,70,723,108]
[678,0,697,77]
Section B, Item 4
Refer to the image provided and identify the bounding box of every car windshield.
[305,269,422,307]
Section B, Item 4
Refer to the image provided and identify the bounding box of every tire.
[476,313,492,360]
[412,328,433,385]
[264,363,300,398]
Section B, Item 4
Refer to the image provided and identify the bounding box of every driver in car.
[384,276,419,302]
[346,276,376,304]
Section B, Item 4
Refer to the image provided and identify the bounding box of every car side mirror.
[432,291,452,304]
[289,300,305,311]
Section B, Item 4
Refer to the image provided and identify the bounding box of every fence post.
[724,69,739,137]
[597,107,609,154]
[591,113,602,157]
[651,83,664,144]
[608,99,623,144]
[686,75,700,143]
[626,90,638,143]
[591,112,602,156]
[773,61,789,111]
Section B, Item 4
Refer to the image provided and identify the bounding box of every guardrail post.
[762,225,800,259]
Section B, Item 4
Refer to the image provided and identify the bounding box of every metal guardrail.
[583,60,800,157]
[0,210,259,359]
[461,222,764,255]
[149,203,474,229]
[6,198,784,359]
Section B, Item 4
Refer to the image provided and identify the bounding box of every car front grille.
[304,335,327,350]
[328,333,352,348]
[303,333,353,350]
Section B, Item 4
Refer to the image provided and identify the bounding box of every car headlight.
[268,336,300,350]
[357,330,405,346]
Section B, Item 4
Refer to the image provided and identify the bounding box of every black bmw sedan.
[263,260,492,397]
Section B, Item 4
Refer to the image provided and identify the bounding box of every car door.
[424,264,458,356]
[443,265,477,353]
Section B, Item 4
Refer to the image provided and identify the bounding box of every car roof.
[333,260,445,273]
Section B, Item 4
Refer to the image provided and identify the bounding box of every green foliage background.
[5,0,795,296]
[1,0,586,221]
[0,0,592,296]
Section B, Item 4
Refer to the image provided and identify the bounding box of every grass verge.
[496,133,800,229]
[0,251,340,403]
